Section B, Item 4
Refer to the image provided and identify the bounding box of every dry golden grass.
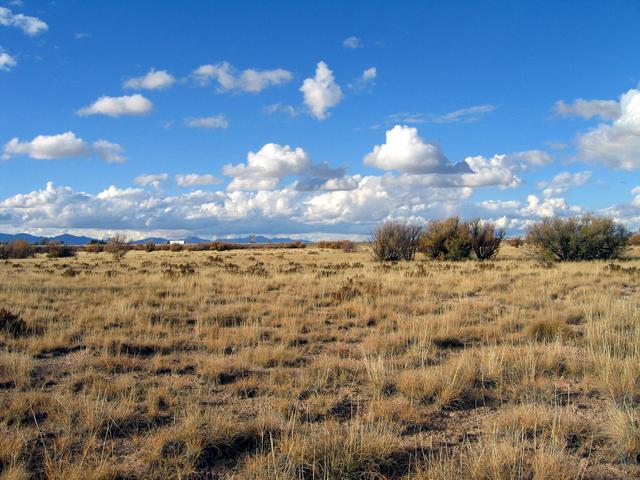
[0,245,639,479]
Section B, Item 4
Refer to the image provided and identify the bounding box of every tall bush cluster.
[372,218,505,262]
[370,222,422,261]
[418,217,505,261]
[526,215,629,261]
[0,239,35,259]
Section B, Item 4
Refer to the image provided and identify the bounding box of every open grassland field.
[0,246,639,479]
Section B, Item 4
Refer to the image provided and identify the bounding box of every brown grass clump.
[0,308,30,338]
[606,404,640,463]
[0,244,637,478]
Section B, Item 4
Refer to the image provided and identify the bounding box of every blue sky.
[1,0,640,240]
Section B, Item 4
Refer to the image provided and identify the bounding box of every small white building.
[169,240,185,245]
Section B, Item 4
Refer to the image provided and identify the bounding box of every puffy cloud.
[364,125,469,174]
[224,143,311,191]
[342,36,362,49]
[0,49,16,71]
[124,69,175,90]
[77,94,153,117]
[175,174,222,187]
[192,62,292,93]
[519,194,582,218]
[0,7,47,36]
[508,150,553,167]
[318,176,359,191]
[537,170,591,197]
[134,173,168,189]
[2,131,126,163]
[431,104,496,124]
[554,98,620,120]
[576,88,640,170]
[349,67,376,93]
[300,61,343,120]
[478,199,520,211]
[600,186,640,231]
[460,155,521,188]
[184,115,229,129]
[0,173,627,238]
[92,140,126,164]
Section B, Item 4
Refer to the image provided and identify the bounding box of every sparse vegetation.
[0,242,638,478]
[105,233,129,259]
[370,221,421,261]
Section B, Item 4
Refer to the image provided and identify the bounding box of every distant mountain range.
[0,232,310,245]
[0,232,96,245]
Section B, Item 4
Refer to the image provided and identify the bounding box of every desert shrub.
[85,243,104,253]
[170,243,184,252]
[0,239,35,260]
[468,218,505,260]
[526,216,629,262]
[144,241,156,252]
[210,242,231,251]
[419,216,472,260]
[46,242,76,258]
[370,222,421,261]
[340,240,356,253]
[505,236,523,248]
[317,240,356,252]
[186,244,210,252]
[105,233,129,260]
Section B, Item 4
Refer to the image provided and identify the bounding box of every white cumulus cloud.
[192,62,292,93]
[0,49,16,71]
[554,98,620,120]
[300,61,343,120]
[124,69,176,90]
[77,94,153,117]
[349,67,376,93]
[134,173,168,189]
[224,143,311,191]
[363,125,469,174]
[175,174,222,187]
[537,170,591,197]
[576,88,640,170]
[0,7,47,36]
[2,132,126,163]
